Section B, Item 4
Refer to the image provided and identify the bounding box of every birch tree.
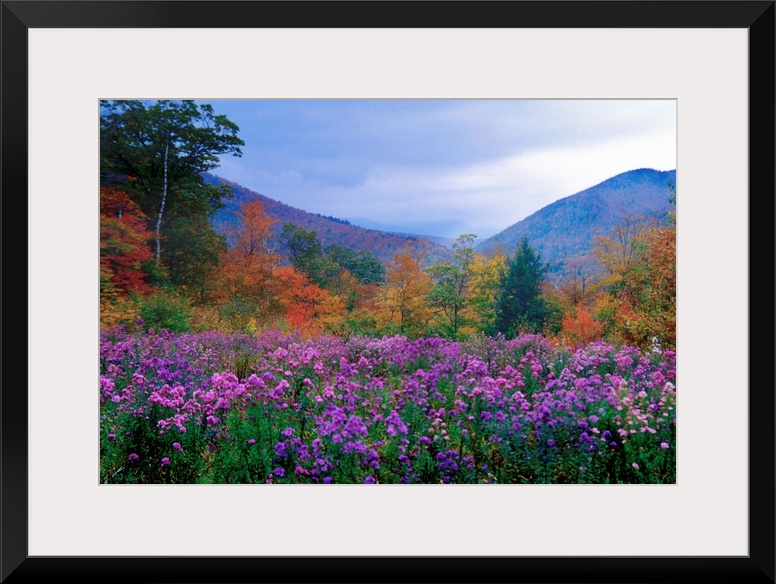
[100,100,244,265]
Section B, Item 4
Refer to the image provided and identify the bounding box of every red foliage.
[100,187,154,295]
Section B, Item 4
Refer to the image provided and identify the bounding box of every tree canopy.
[100,100,245,265]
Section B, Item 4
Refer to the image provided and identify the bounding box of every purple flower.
[660,440,669,449]
[273,467,285,477]
[546,439,556,447]
[172,442,182,451]
[161,457,170,466]
[248,438,256,445]
[107,433,116,441]
[364,475,376,484]
[128,453,139,462]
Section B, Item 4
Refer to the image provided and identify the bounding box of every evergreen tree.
[495,237,550,336]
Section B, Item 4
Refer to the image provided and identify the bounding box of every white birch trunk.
[155,137,169,264]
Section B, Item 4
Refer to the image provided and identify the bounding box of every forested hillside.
[477,168,676,278]
[206,173,451,265]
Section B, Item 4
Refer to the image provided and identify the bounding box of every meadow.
[100,325,676,484]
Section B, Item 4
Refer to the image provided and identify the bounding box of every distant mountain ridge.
[476,168,676,276]
[206,168,675,277]
[205,173,452,264]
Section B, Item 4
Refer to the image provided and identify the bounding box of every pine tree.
[495,237,549,336]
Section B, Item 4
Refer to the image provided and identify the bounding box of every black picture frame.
[2,1,773,582]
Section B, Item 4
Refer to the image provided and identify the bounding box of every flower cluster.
[100,327,676,484]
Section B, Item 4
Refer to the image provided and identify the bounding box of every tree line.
[100,100,675,350]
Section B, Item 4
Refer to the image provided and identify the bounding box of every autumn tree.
[592,193,676,350]
[275,266,345,337]
[100,100,244,266]
[593,224,676,349]
[556,306,605,348]
[100,187,155,298]
[218,199,282,322]
[494,237,550,336]
[592,213,657,279]
[467,247,508,335]
[378,247,433,337]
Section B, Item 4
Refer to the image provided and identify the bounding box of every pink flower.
[632,462,640,470]
[660,440,669,449]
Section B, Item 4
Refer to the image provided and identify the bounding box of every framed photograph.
[4,1,773,582]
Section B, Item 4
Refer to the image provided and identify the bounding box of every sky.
[201,99,676,240]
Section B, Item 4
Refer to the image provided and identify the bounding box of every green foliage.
[162,215,227,300]
[494,237,550,336]
[280,222,326,283]
[100,99,244,275]
[426,234,477,338]
[325,244,385,285]
[138,291,193,333]
[101,100,244,219]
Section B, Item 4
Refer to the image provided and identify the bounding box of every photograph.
[99,98,678,485]
[4,0,773,582]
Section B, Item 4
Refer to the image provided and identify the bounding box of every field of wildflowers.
[100,326,676,484]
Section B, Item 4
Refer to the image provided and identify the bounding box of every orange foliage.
[216,199,281,309]
[275,266,345,337]
[377,249,433,336]
[558,306,605,349]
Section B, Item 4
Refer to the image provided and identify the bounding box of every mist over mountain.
[476,168,676,277]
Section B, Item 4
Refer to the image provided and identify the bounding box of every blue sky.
[202,99,676,240]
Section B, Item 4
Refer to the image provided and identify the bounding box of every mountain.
[204,173,452,265]
[475,168,676,277]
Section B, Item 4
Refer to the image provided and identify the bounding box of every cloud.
[207,99,676,237]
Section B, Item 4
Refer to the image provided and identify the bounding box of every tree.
[494,237,550,336]
[100,187,155,297]
[324,245,385,285]
[592,213,657,278]
[591,189,676,350]
[557,306,605,349]
[218,199,282,320]
[280,223,327,284]
[426,234,477,338]
[162,215,226,302]
[378,247,433,337]
[100,100,244,264]
[593,223,676,349]
[275,266,345,337]
[468,248,508,334]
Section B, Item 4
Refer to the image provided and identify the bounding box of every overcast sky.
[202,99,676,240]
